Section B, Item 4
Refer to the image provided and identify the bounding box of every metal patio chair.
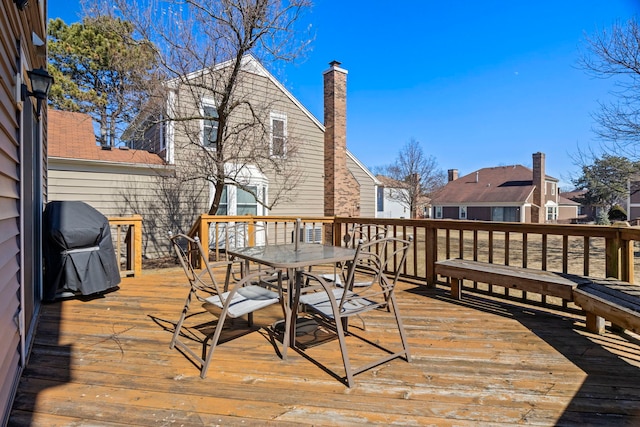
[294,237,412,387]
[169,233,281,378]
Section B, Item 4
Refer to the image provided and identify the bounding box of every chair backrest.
[340,237,411,306]
[343,224,389,248]
[170,233,226,301]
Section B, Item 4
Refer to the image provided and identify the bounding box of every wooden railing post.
[199,216,210,266]
[332,218,341,246]
[613,221,634,282]
[248,217,256,246]
[426,223,437,287]
[131,215,142,277]
[108,215,142,278]
[606,221,632,280]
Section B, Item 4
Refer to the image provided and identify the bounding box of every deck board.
[9,266,640,426]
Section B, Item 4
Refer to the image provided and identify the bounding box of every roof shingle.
[48,110,165,165]
[431,165,557,204]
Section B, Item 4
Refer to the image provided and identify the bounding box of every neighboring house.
[376,175,410,218]
[0,1,49,422]
[127,56,378,220]
[49,57,379,256]
[559,190,596,224]
[430,153,559,223]
[47,110,173,255]
[627,181,640,222]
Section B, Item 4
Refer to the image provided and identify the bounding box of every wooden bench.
[573,279,640,335]
[435,258,640,335]
[435,259,590,302]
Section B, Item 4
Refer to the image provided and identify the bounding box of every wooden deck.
[9,267,640,426]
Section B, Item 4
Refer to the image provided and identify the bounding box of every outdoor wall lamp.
[14,0,28,11]
[23,66,54,117]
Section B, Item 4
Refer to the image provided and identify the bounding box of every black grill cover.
[43,201,121,301]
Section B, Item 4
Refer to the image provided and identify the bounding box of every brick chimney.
[324,60,360,218]
[448,169,458,182]
[532,152,545,223]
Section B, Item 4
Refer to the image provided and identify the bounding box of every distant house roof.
[48,110,165,165]
[376,175,406,188]
[560,190,585,202]
[431,165,558,204]
[558,194,580,206]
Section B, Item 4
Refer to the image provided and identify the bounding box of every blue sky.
[48,0,640,189]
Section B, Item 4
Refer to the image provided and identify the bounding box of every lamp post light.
[23,66,54,118]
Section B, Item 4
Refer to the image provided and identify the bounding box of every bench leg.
[585,312,605,335]
[451,278,462,300]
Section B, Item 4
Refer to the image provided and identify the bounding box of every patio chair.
[294,237,412,387]
[343,224,389,248]
[169,233,281,379]
[320,224,390,287]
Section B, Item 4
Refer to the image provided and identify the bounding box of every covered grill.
[43,201,121,301]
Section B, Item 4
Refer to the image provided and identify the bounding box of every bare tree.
[89,0,312,215]
[382,139,446,218]
[579,17,640,160]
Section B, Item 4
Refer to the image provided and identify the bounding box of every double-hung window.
[270,112,287,157]
[202,102,219,150]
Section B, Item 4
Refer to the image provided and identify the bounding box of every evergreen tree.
[48,16,157,147]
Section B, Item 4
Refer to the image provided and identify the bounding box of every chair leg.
[389,293,411,361]
[200,310,230,379]
[334,314,355,387]
[170,290,194,349]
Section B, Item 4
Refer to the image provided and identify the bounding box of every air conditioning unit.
[303,225,322,244]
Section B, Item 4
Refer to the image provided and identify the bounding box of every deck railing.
[108,215,143,277]
[186,214,640,309]
[189,215,335,263]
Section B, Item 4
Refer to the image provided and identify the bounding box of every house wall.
[442,206,459,219]
[376,187,408,218]
[347,155,377,217]
[48,160,176,258]
[0,1,48,422]
[558,205,579,224]
[167,64,367,219]
[468,206,491,221]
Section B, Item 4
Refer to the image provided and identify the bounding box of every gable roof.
[376,175,407,188]
[431,164,558,204]
[558,194,580,206]
[165,55,378,183]
[48,110,165,165]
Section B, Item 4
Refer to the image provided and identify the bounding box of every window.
[435,206,442,219]
[492,207,519,222]
[547,206,558,222]
[214,185,258,216]
[217,186,228,215]
[237,186,258,215]
[459,206,467,219]
[202,103,219,149]
[270,112,287,157]
[377,187,384,212]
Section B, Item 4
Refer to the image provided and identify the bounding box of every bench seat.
[573,279,640,334]
[435,258,640,336]
[435,258,590,301]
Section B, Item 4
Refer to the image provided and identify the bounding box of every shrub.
[596,210,611,225]
[608,205,628,222]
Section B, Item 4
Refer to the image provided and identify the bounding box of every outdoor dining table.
[226,243,357,358]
